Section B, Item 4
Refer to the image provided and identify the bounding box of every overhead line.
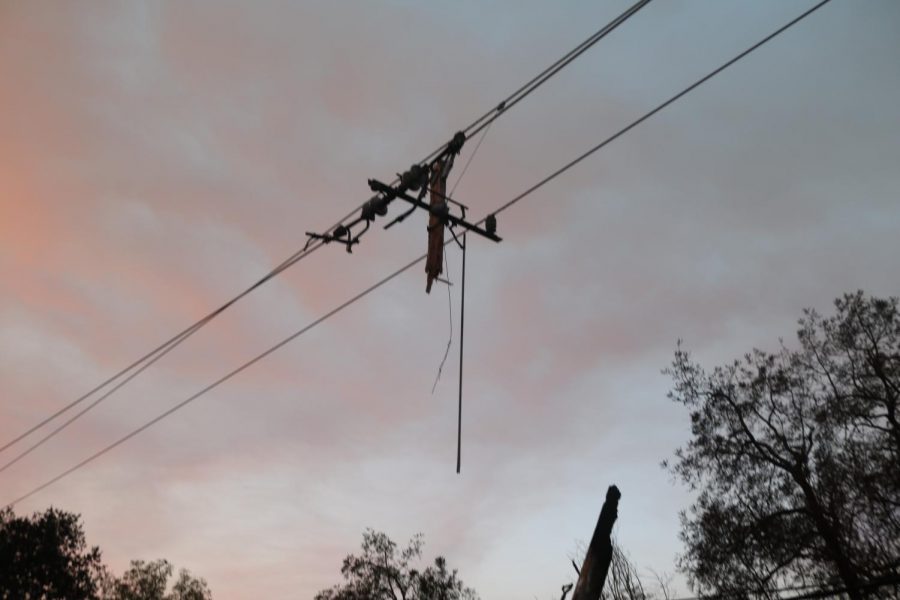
[0,0,652,459]
[5,254,426,508]
[0,237,325,456]
[492,0,834,218]
[0,230,343,456]
[415,0,653,165]
[0,325,193,473]
[4,0,832,507]
[464,0,652,140]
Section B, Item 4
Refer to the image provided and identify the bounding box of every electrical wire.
[432,123,495,394]
[0,0,650,460]
[431,250,454,395]
[5,253,427,508]
[450,122,494,199]
[417,0,653,165]
[0,227,350,458]
[4,0,833,507]
[492,0,833,219]
[0,229,359,470]
[456,232,467,475]
[0,238,323,456]
[0,325,192,473]
[465,0,653,141]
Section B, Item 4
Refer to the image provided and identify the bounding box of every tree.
[101,559,212,600]
[0,506,105,600]
[314,529,478,600]
[0,506,212,600]
[665,292,900,599]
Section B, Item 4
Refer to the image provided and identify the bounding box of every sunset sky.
[2,1,899,598]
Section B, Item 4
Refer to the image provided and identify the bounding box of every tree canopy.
[0,506,104,600]
[0,506,211,600]
[101,559,212,600]
[666,292,900,599]
[315,529,478,600]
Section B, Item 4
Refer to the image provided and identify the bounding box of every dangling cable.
[431,123,492,393]
[456,233,467,474]
[450,122,493,198]
[431,250,454,394]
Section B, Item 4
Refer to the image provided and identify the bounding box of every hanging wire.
[431,123,494,394]
[450,122,493,198]
[431,249,454,394]
[456,232,467,474]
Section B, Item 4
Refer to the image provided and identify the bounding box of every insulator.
[402,164,427,191]
[361,196,390,221]
[447,131,466,156]
[485,214,497,235]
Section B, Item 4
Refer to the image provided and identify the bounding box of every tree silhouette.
[314,529,478,600]
[0,506,105,599]
[665,292,900,599]
[101,559,212,600]
[0,506,212,600]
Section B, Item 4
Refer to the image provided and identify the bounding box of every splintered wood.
[425,158,450,293]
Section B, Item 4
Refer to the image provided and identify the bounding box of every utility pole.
[572,485,621,600]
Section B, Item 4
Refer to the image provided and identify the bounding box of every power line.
[492,0,833,218]
[417,0,653,165]
[0,231,351,470]
[0,228,346,456]
[451,122,493,198]
[0,1,652,461]
[0,237,325,455]
[0,323,192,473]
[5,0,832,507]
[431,249,454,395]
[465,0,652,141]
[5,253,426,508]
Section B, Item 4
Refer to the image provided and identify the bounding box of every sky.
[1,1,899,598]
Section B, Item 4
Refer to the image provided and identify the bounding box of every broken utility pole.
[304,131,503,472]
[572,485,621,600]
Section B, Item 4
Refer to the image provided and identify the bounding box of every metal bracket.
[305,218,369,253]
[368,179,501,243]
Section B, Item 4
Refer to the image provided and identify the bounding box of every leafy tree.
[168,568,213,600]
[0,506,105,600]
[665,292,900,599]
[101,559,212,600]
[0,506,211,600]
[315,529,478,600]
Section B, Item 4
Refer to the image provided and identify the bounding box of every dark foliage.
[314,529,478,600]
[0,506,211,600]
[666,292,900,599]
[0,506,104,600]
[101,559,212,600]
